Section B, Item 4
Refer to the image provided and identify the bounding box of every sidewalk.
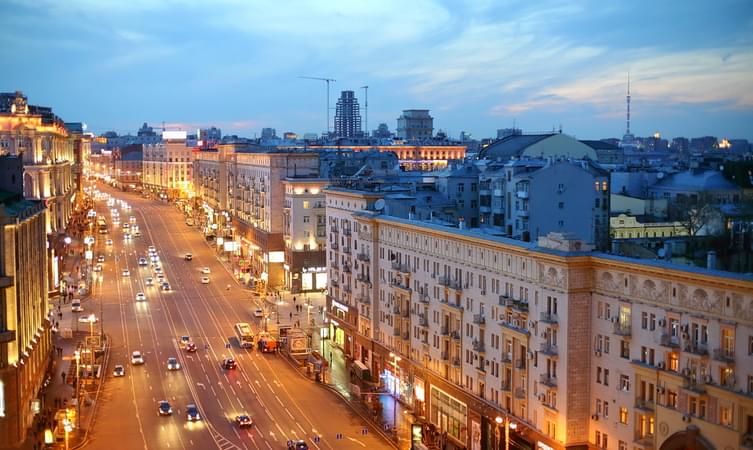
[22,205,109,450]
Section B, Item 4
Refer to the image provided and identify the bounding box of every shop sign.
[332,300,349,312]
[302,266,326,273]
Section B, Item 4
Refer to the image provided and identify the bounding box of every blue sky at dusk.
[2,0,752,140]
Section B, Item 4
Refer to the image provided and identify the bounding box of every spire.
[626,73,631,135]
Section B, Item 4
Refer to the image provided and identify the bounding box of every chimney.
[706,251,717,270]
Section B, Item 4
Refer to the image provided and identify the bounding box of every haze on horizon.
[1,0,752,140]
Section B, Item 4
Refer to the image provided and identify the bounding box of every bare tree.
[668,193,719,236]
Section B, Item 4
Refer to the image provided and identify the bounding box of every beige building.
[142,134,193,199]
[325,191,753,450]
[194,146,319,289]
[0,157,50,449]
[282,179,327,292]
[610,214,688,240]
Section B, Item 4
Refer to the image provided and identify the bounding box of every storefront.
[429,385,468,448]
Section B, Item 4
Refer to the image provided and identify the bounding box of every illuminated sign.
[331,300,349,312]
[162,130,187,140]
[269,251,285,263]
[537,442,554,450]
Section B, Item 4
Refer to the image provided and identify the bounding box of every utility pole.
[360,85,368,137]
[299,76,336,136]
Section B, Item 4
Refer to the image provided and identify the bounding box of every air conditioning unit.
[658,318,666,327]
[682,414,691,423]
[656,386,665,394]
[591,414,599,421]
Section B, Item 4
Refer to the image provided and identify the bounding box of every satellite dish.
[374,199,385,211]
[658,248,666,258]
[656,172,665,179]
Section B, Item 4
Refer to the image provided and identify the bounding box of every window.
[303,201,310,209]
[667,390,678,409]
[619,407,628,424]
[597,367,602,384]
[604,369,609,386]
[603,401,609,418]
[619,374,630,391]
[604,337,610,354]
[620,340,630,359]
[558,202,564,209]
[641,312,648,329]
[557,220,564,227]
[618,441,627,450]
[303,216,310,223]
[720,406,733,426]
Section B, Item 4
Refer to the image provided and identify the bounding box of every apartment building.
[142,132,193,199]
[325,199,753,450]
[0,157,50,449]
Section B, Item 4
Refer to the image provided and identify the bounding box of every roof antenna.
[558,124,562,134]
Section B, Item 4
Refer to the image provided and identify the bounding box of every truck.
[257,332,278,353]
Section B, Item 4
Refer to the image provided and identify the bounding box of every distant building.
[142,132,193,199]
[479,133,597,161]
[198,127,221,143]
[671,137,689,153]
[334,91,362,138]
[113,144,143,190]
[496,127,522,139]
[261,128,277,140]
[283,132,298,140]
[581,140,624,165]
[372,123,391,138]
[648,169,742,204]
[137,122,157,137]
[397,109,433,140]
[0,156,50,449]
[690,136,718,152]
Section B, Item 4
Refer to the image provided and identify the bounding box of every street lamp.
[494,415,517,450]
[74,351,81,429]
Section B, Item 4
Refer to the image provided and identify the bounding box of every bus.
[97,217,108,234]
[234,323,255,348]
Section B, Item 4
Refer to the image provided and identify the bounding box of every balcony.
[658,334,680,348]
[330,279,339,287]
[438,276,463,291]
[635,398,655,411]
[392,305,402,315]
[540,312,558,324]
[342,246,351,254]
[356,273,371,284]
[516,209,529,218]
[472,340,485,353]
[342,228,351,236]
[441,351,449,361]
[330,242,339,250]
[357,252,370,262]
[501,352,512,363]
[440,326,449,336]
[613,321,632,336]
[452,358,461,367]
[516,190,529,199]
[515,359,526,370]
[634,435,654,449]
[342,285,351,293]
[342,264,351,273]
[473,314,486,325]
[418,293,430,304]
[713,348,735,363]
[390,279,412,293]
[330,225,339,233]
[356,294,370,304]
[391,261,411,274]
[514,387,526,399]
[418,315,429,327]
[539,374,557,388]
[450,331,461,341]
[539,343,558,356]
[683,342,709,357]
[500,380,511,392]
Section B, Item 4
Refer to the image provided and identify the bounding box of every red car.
[186,343,197,352]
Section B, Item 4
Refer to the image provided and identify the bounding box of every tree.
[668,193,720,236]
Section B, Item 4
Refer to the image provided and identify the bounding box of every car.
[235,415,253,428]
[154,266,163,274]
[156,273,165,282]
[158,400,172,416]
[148,245,156,253]
[132,230,141,237]
[201,267,211,274]
[167,357,181,370]
[113,365,125,377]
[161,282,171,291]
[184,253,193,261]
[122,223,130,229]
[135,292,146,302]
[186,343,197,353]
[179,336,190,348]
[97,255,105,263]
[222,358,236,370]
[145,277,154,286]
[122,269,130,277]
[201,276,210,284]
[71,300,83,312]
[186,404,200,421]
[150,255,159,263]
[138,257,147,266]
[131,351,144,365]
[93,264,103,272]
[78,315,98,323]
[253,308,264,318]
[287,440,309,450]
[123,232,131,240]
[105,239,113,246]
[130,216,136,223]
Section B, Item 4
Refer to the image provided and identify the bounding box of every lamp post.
[74,351,81,429]
[494,415,517,450]
[389,352,401,434]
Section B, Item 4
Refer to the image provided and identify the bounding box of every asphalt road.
[82,183,391,450]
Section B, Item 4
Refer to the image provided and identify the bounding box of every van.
[71,300,83,312]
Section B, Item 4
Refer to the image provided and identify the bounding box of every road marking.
[233,428,240,438]
[197,382,205,389]
[274,395,284,407]
[346,437,367,447]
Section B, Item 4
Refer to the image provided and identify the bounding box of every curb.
[71,333,111,449]
[278,351,401,449]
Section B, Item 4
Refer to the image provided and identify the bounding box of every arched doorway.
[660,425,714,450]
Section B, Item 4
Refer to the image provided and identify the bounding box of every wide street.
[80,183,391,450]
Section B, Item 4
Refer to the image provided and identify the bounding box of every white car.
[123,232,131,240]
[253,308,264,318]
[122,223,130,229]
[71,301,83,312]
[145,277,154,286]
[201,276,210,284]
[148,245,156,253]
[122,269,130,277]
[130,216,137,224]
[135,292,146,302]
[93,264,103,272]
[201,267,211,275]
[113,365,125,377]
[131,351,144,365]
[78,315,98,323]
[97,255,105,263]
[105,239,113,246]
[167,357,181,370]
[138,258,147,266]
[153,266,163,274]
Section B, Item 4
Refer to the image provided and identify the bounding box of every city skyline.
[2,0,753,140]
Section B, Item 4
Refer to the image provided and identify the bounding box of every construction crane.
[299,76,336,135]
[360,85,368,136]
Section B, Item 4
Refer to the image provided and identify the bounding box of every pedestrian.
[61,371,66,383]
[293,296,296,304]
[289,312,292,320]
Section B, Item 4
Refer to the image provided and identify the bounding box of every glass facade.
[430,386,467,443]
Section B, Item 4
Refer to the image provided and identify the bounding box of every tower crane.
[299,76,336,135]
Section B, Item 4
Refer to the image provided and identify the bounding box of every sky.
[2,0,753,140]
